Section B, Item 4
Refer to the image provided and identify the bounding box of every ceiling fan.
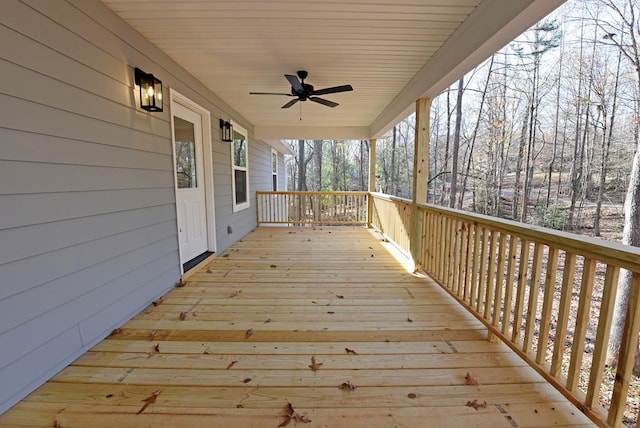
[250,70,353,109]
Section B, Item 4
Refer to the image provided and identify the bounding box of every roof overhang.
[102,0,565,141]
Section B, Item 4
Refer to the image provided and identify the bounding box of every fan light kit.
[250,70,353,109]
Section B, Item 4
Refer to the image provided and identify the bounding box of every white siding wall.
[0,0,275,413]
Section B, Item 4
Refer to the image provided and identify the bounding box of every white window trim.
[271,148,278,191]
[231,121,250,212]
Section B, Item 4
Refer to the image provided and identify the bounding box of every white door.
[172,104,208,263]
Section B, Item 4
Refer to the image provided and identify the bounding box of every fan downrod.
[297,70,308,81]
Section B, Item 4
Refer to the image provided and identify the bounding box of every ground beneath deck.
[0,227,594,427]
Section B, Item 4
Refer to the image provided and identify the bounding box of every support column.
[410,98,431,269]
[367,138,377,227]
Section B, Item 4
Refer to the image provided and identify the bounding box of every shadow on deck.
[0,227,594,427]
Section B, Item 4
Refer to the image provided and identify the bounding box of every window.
[231,124,249,211]
[271,149,278,191]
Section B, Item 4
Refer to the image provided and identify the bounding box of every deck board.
[0,227,595,427]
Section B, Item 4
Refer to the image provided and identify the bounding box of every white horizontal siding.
[0,0,274,414]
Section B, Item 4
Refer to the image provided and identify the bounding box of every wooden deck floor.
[0,227,595,427]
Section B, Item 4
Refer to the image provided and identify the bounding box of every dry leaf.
[153,343,160,353]
[245,328,254,339]
[407,316,413,323]
[137,389,161,414]
[226,360,238,370]
[264,318,272,324]
[327,311,335,314]
[175,279,187,288]
[345,348,358,355]
[336,295,344,299]
[466,399,487,410]
[465,372,480,386]
[308,356,323,371]
[206,268,212,273]
[339,380,357,390]
[152,297,164,306]
[242,378,252,384]
[222,254,230,258]
[179,312,187,320]
[270,264,277,268]
[53,420,61,428]
[229,290,242,298]
[279,403,311,427]
[148,330,156,340]
[109,328,123,336]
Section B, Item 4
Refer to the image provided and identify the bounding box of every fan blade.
[285,74,304,93]
[311,84,353,96]
[310,97,338,108]
[282,99,299,109]
[249,92,294,96]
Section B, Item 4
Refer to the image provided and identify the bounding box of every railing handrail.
[415,200,640,273]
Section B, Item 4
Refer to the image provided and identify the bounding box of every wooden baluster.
[502,236,518,336]
[523,243,544,354]
[484,230,498,320]
[512,240,531,344]
[609,272,640,426]
[567,258,596,392]
[536,246,559,365]
[443,217,452,286]
[464,222,474,304]
[551,252,576,378]
[586,265,620,409]
[436,214,444,281]
[476,227,488,314]
[457,222,468,298]
[469,224,481,309]
[493,233,507,328]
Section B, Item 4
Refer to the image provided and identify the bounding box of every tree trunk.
[313,140,323,191]
[390,126,397,195]
[297,139,307,191]
[450,78,463,208]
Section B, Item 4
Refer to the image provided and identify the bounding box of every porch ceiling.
[101,0,564,140]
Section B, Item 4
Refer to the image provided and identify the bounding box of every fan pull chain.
[299,103,302,121]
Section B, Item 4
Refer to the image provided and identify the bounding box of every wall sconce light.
[134,67,163,112]
[219,119,233,142]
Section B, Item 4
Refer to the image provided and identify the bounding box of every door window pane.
[235,170,247,204]
[174,117,197,189]
[233,131,246,167]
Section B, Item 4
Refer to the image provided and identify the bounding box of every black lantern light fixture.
[134,67,163,112]
[219,119,233,142]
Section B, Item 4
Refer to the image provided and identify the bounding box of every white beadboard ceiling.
[102,0,564,140]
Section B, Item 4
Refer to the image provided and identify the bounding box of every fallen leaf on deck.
[152,297,164,306]
[153,343,160,353]
[179,312,187,320]
[226,360,238,370]
[465,372,480,385]
[466,399,487,410]
[206,268,212,273]
[137,389,161,414]
[148,330,156,340]
[245,328,254,339]
[109,328,123,336]
[308,356,323,371]
[223,254,230,258]
[264,318,272,324]
[242,378,252,384]
[175,279,187,288]
[336,295,344,299]
[229,290,242,298]
[345,348,358,355]
[53,419,61,428]
[279,403,312,427]
[270,264,277,268]
[339,380,357,390]
[327,311,335,314]
[407,316,413,323]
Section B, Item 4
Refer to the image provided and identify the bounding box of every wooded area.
[286,0,637,234]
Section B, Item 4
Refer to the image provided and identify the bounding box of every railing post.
[367,138,376,228]
[410,98,430,269]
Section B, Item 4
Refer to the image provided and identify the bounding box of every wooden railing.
[256,191,368,226]
[369,192,412,255]
[369,193,640,428]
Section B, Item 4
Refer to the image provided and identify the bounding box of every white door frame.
[169,89,216,272]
